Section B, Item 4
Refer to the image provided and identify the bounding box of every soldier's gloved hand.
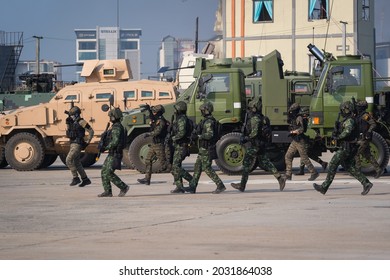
[144,133,151,138]
[66,117,73,125]
[365,131,373,140]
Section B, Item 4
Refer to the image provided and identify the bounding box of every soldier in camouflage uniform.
[283,103,319,184]
[183,102,226,194]
[354,100,383,178]
[137,105,168,185]
[231,99,286,192]
[313,101,373,195]
[170,101,193,193]
[65,106,94,187]
[98,108,129,197]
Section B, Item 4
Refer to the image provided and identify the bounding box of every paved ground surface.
[0,153,389,260]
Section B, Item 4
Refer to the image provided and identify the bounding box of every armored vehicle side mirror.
[101,104,110,112]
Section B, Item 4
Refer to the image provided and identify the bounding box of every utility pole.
[32,36,43,91]
[195,17,199,53]
[340,21,348,56]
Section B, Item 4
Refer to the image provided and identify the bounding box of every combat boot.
[361,182,373,196]
[231,183,245,192]
[118,185,130,197]
[285,174,292,180]
[98,191,113,197]
[295,165,305,176]
[69,177,81,186]
[313,183,327,195]
[212,185,226,194]
[321,161,328,171]
[137,178,150,185]
[308,172,319,181]
[374,168,383,179]
[278,175,287,191]
[182,185,196,193]
[79,177,91,187]
[170,187,185,193]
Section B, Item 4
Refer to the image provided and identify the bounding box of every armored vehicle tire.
[0,147,8,168]
[215,132,256,175]
[360,132,389,174]
[5,132,45,171]
[59,152,98,168]
[122,148,135,169]
[38,154,58,169]
[128,133,164,174]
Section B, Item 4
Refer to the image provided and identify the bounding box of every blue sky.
[1,0,219,81]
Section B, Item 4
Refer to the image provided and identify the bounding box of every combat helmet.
[340,100,354,117]
[151,104,165,115]
[174,101,187,114]
[108,107,123,121]
[199,101,214,116]
[69,106,81,116]
[356,100,368,113]
[288,103,301,116]
[248,99,262,113]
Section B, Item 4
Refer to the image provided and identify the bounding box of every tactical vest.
[356,112,370,137]
[341,117,359,142]
[245,112,262,147]
[151,116,168,144]
[198,116,217,149]
[173,115,192,145]
[66,119,85,144]
[107,122,125,154]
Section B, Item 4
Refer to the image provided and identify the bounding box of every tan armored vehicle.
[0,59,177,171]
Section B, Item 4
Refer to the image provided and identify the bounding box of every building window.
[121,41,138,50]
[78,41,96,50]
[309,0,329,20]
[362,0,370,21]
[253,0,273,22]
[78,52,97,60]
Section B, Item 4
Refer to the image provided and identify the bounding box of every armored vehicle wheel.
[38,154,58,169]
[215,132,255,175]
[59,152,98,167]
[129,133,164,174]
[360,132,389,174]
[122,148,135,169]
[0,147,8,168]
[5,132,45,171]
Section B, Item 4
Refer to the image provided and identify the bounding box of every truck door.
[195,73,234,121]
[86,88,116,134]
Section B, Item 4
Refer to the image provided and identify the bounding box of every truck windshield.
[313,64,329,98]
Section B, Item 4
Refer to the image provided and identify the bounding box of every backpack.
[185,117,195,139]
[212,117,222,145]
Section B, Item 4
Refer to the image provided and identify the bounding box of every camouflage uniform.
[183,102,226,194]
[170,101,193,193]
[354,100,382,178]
[65,106,94,187]
[284,103,319,182]
[138,105,168,185]
[231,99,286,191]
[98,108,129,197]
[313,101,373,195]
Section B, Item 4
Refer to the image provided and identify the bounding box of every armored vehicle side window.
[141,90,153,99]
[124,90,136,99]
[205,74,230,94]
[65,94,79,103]
[96,93,113,100]
[159,91,170,98]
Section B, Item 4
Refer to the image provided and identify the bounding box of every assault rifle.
[331,111,342,146]
[96,122,111,161]
[165,114,175,164]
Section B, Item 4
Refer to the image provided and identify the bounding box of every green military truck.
[122,45,390,175]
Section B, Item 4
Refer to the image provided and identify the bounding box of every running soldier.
[231,99,286,191]
[65,106,94,187]
[283,103,319,183]
[98,108,129,197]
[183,102,226,194]
[354,100,383,178]
[169,101,193,193]
[137,105,168,185]
[313,101,373,195]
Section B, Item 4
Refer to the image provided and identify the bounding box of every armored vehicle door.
[86,88,116,134]
[195,73,234,121]
[56,90,82,132]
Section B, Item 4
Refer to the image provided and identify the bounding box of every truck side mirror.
[197,74,213,100]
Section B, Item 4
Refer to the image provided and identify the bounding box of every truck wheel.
[59,152,98,167]
[360,132,389,174]
[5,132,45,171]
[215,132,255,175]
[39,154,58,169]
[122,148,134,169]
[0,147,8,168]
[129,133,163,173]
